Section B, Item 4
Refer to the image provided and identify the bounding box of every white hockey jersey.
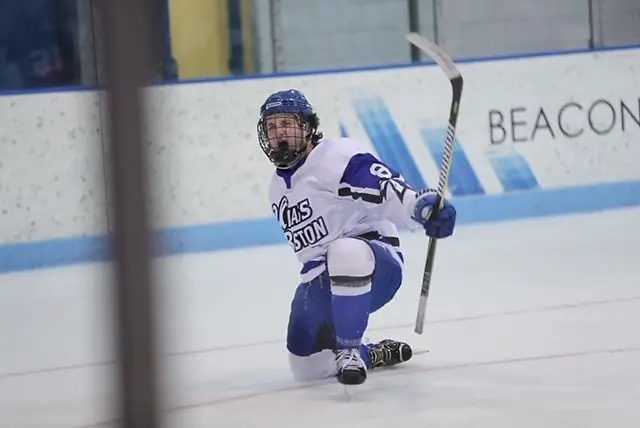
[268,137,422,282]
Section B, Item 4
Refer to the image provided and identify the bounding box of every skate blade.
[343,385,351,401]
[337,350,429,400]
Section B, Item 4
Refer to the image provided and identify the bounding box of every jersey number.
[370,163,410,201]
[369,163,393,179]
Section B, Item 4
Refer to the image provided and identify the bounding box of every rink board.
[1,46,640,272]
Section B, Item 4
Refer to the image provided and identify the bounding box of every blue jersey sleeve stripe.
[338,153,406,204]
[339,153,400,190]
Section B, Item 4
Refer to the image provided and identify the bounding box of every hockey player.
[257,89,457,386]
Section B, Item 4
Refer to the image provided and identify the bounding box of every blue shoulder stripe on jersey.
[338,153,403,203]
[340,153,401,188]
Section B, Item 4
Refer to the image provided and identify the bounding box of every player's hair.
[306,112,323,146]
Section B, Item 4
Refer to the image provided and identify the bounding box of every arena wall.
[1,47,639,272]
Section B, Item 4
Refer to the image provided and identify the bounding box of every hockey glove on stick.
[412,189,456,239]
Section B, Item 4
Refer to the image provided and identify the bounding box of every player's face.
[265,113,305,150]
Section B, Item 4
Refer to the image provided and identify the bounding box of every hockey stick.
[405,33,464,335]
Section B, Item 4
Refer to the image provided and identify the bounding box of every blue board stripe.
[486,149,540,192]
[1,180,640,274]
[352,97,427,189]
[420,127,485,196]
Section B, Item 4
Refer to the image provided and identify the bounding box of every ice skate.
[367,339,413,369]
[335,348,367,385]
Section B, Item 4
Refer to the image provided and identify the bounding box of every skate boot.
[367,339,413,369]
[335,348,367,385]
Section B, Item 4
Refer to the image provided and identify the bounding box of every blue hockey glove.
[412,189,456,239]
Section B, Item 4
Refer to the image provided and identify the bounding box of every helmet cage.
[257,112,310,169]
[257,91,323,169]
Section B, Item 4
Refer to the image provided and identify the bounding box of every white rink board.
[0,91,108,243]
[144,48,640,224]
[1,47,639,271]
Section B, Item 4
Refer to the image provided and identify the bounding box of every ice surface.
[1,208,639,427]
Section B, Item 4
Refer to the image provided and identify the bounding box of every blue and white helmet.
[257,89,322,169]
